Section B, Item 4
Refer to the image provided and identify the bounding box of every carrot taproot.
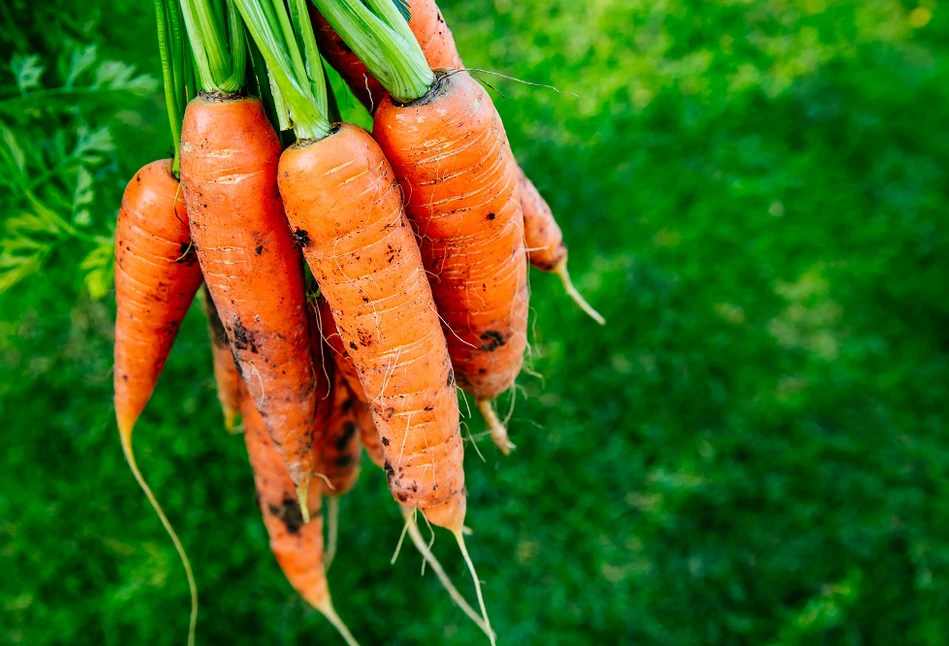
[180,94,319,520]
[373,71,529,454]
[241,389,358,646]
[278,123,465,532]
[315,0,604,323]
[113,158,202,646]
[201,285,243,433]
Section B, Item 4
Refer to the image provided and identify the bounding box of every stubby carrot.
[113,158,202,645]
[180,94,319,519]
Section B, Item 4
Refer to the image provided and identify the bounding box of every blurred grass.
[2,0,949,644]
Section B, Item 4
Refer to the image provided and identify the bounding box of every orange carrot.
[113,158,202,645]
[241,389,358,645]
[316,0,604,322]
[279,123,465,532]
[374,72,529,453]
[114,159,203,435]
[201,285,243,433]
[180,95,319,519]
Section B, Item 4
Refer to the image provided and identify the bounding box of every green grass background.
[2,0,949,643]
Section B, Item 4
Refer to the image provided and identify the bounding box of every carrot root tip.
[454,530,496,646]
[477,399,515,455]
[403,510,491,638]
[315,597,361,646]
[118,421,198,646]
[325,496,340,571]
[553,259,606,326]
[224,411,243,434]
[296,482,312,525]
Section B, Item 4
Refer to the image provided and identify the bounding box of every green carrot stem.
[311,0,433,103]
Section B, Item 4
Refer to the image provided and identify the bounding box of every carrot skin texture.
[279,124,465,530]
[180,95,318,491]
[318,298,385,467]
[202,286,243,432]
[373,73,529,401]
[241,392,329,608]
[114,159,203,433]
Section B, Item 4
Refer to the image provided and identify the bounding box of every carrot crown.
[312,0,435,103]
[233,0,332,140]
[180,0,247,95]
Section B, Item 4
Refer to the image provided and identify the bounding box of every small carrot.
[320,368,362,570]
[241,389,358,646]
[516,166,605,324]
[201,285,243,433]
[113,158,202,646]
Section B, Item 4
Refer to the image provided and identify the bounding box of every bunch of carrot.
[112,0,602,643]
